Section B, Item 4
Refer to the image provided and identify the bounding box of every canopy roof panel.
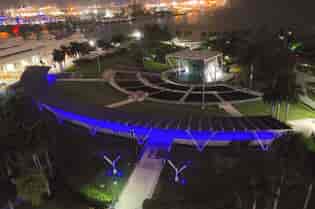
[166,49,222,61]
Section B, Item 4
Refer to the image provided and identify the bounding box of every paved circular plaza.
[110,70,262,106]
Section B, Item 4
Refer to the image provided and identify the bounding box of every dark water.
[92,0,315,41]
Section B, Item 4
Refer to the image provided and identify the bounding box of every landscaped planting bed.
[158,83,191,91]
[116,81,145,88]
[185,93,203,103]
[204,94,221,102]
[150,91,185,101]
[193,85,234,92]
[142,74,164,84]
[218,91,258,101]
[115,72,138,80]
[126,86,160,93]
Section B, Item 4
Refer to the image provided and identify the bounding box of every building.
[166,49,224,83]
[0,32,86,86]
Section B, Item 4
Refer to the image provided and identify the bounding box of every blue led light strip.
[41,103,278,148]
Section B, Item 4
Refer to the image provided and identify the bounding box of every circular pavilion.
[165,49,227,84]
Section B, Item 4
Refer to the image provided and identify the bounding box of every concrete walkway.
[106,98,138,108]
[219,103,243,116]
[57,78,104,82]
[115,149,164,209]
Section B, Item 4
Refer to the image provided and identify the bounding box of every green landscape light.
[113,181,118,185]
[289,42,303,51]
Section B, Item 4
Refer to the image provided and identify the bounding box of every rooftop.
[166,49,222,61]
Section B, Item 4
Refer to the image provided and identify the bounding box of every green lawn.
[51,81,127,106]
[50,81,229,117]
[79,164,132,205]
[67,50,139,78]
[51,120,138,208]
[143,59,170,72]
[117,101,228,118]
[307,88,315,101]
[234,100,315,121]
[301,136,315,152]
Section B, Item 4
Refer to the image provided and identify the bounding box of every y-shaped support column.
[104,154,121,176]
[167,160,189,183]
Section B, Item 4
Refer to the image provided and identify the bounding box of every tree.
[16,170,49,207]
[69,42,81,58]
[60,45,71,57]
[0,180,16,209]
[111,34,126,45]
[52,49,66,71]
[143,24,173,44]
[77,42,94,56]
[97,39,112,50]
[130,4,146,17]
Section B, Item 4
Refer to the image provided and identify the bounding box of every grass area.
[79,165,132,205]
[67,50,139,78]
[53,120,138,207]
[234,100,315,121]
[51,81,127,106]
[151,144,310,209]
[307,88,315,101]
[49,81,228,117]
[234,100,271,116]
[143,59,170,72]
[301,136,315,152]
[16,117,138,209]
[117,101,228,118]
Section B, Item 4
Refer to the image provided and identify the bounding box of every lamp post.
[89,40,101,74]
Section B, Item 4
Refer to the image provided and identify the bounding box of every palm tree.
[77,42,94,56]
[52,49,66,71]
[16,170,49,207]
[69,42,81,58]
[0,179,16,209]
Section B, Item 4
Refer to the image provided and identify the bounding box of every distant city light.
[89,40,96,47]
[104,9,114,18]
[279,35,285,40]
[130,30,143,40]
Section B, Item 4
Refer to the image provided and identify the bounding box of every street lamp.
[89,40,95,47]
[131,30,143,41]
[89,40,101,74]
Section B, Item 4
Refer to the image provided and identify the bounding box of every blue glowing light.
[46,74,57,86]
[180,178,187,185]
[41,103,278,150]
[89,127,97,136]
[105,168,123,177]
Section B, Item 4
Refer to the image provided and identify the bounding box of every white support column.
[253,132,270,151]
